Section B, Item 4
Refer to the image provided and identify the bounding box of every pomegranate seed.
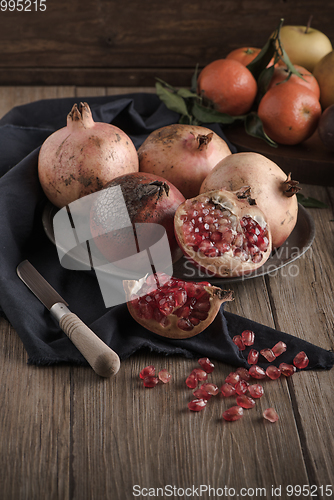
[247,349,259,365]
[236,395,256,409]
[158,369,172,383]
[241,330,255,346]
[192,368,208,381]
[248,384,264,398]
[272,341,287,357]
[293,351,309,369]
[225,372,240,386]
[235,367,250,381]
[266,365,281,380]
[279,363,296,377]
[220,382,236,397]
[188,398,207,412]
[143,375,159,388]
[140,365,155,379]
[260,348,276,362]
[186,373,198,389]
[222,406,244,421]
[232,335,246,350]
[235,380,249,395]
[249,365,266,379]
[263,408,279,423]
[198,357,215,373]
[201,383,219,396]
[193,388,211,400]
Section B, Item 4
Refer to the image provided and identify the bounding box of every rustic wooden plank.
[70,279,310,499]
[263,184,334,487]
[0,317,71,500]
[1,0,333,85]
[0,86,75,118]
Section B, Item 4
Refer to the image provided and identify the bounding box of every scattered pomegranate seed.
[241,330,255,346]
[140,365,155,379]
[263,408,279,423]
[143,375,159,388]
[279,363,296,377]
[293,351,309,369]
[249,365,266,379]
[235,367,250,381]
[236,394,256,409]
[222,406,244,421]
[235,380,249,395]
[260,348,276,362]
[247,349,259,365]
[232,335,245,350]
[186,373,198,389]
[198,357,215,373]
[272,341,287,357]
[188,398,207,412]
[193,388,211,400]
[220,382,236,397]
[201,383,219,396]
[248,384,264,398]
[192,368,208,381]
[158,369,172,383]
[266,365,281,380]
[225,372,241,386]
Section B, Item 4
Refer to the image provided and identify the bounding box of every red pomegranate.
[200,152,300,249]
[38,102,139,208]
[124,272,234,338]
[89,172,185,265]
[138,124,231,199]
[174,188,272,278]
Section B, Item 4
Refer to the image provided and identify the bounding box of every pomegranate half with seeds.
[174,189,272,278]
[124,272,234,339]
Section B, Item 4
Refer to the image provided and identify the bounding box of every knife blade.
[17,260,120,378]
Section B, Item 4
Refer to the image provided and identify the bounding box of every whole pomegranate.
[174,189,272,278]
[138,124,231,199]
[38,102,139,208]
[124,272,234,338]
[200,152,300,249]
[90,172,185,265]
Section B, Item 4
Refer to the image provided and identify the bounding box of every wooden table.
[1,86,334,500]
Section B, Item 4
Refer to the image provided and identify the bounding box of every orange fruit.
[257,82,322,145]
[268,64,320,99]
[197,59,258,116]
[226,47,262,66]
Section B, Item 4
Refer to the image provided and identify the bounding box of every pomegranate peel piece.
[124,273,233,339]
[174,189,272,278]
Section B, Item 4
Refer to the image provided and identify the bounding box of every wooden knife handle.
[59,312,120,378]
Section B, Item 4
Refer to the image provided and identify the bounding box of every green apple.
[279,25,333,72]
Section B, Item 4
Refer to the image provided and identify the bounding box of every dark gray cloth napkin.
[0,93,333,371]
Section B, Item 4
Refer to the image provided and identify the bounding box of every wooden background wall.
[0,0,334,87]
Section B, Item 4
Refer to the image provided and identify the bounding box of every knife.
[16,260,120,378]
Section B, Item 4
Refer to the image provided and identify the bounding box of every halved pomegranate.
[124,272,233,339]
[174,189,272,278]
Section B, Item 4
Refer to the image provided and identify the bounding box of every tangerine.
[257,82,322,145]
[226,47,262,66]
[197,58,258,116]
[268,64,320,99]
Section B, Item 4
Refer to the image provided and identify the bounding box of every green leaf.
[191,101,245,124]
[244,113,278,147]
[155,82,190,117]
[177,88,198,99]
[246,37,277,80]
[257,65,276,100]
[297,193,329,208]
